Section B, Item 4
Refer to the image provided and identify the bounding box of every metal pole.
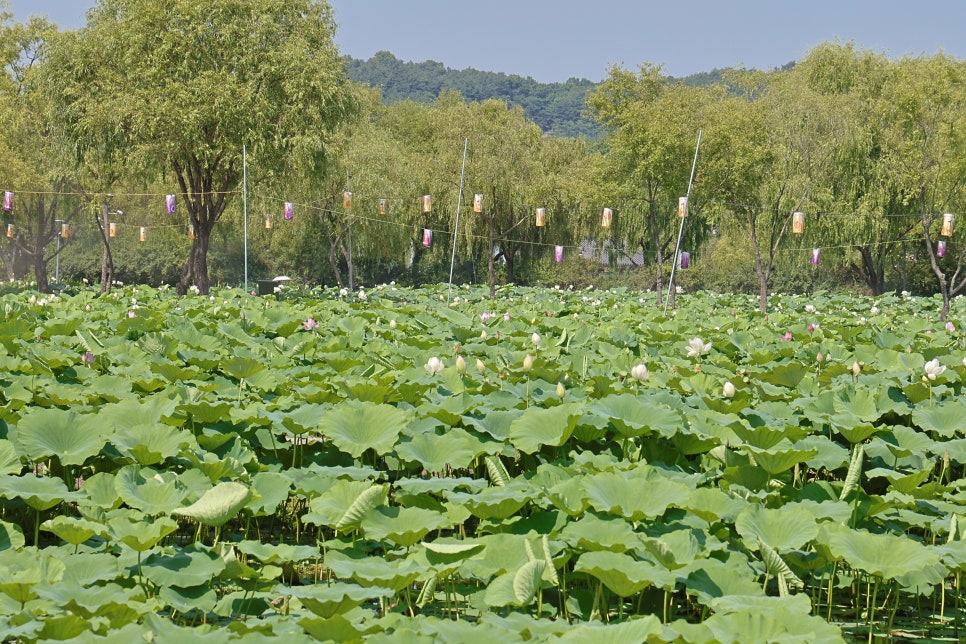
[347,172,353,291]
[664,130,702,316]
[448,138,469,303]
[243,144,248,292]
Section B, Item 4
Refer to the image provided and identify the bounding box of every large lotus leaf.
[866,466,933,495]
[735,504,819,551]
[11,408,106,466]
[574,551,676,596]
[140,548,227,588]
[0,550,66,606]
[879,425,937,459]
[360,505,452,547]
[77,472,122,512]
[220,356,266,380]
[684,487,747,523]
[111,425,196,466]
[324,551,422,590]
[114,465,188,515]
[703,604,845,644]
[819,523,944,583]
[484,559,547,607]
[318,401,410,457]
[159,584,219,615]
[394,427,486,472]
[235,540,320,565]
[244,472,292,517]
[0,474,75,511]
[545,475,590,517]
[172,481,252,527]
[730,420,794,450]
[554,617,663,644]
[912,400,966,438]
[0,440,23,474]
[303,480,388,531]
[464,409,516,441]
[59,553,121,586]
[558,512,642,553]
[0,520,25,550]
[458,533,533,580]
[508,403,583,453]
[746,443,819,475]
[583,471,690,521]
[754,363,808,389]
[591,394,682,439]
[683,553,763,605]
[107,514,178,551]
[447,480,533,520]
[639,529,705,570]
[40,515,107,546]
[288,583,394,619]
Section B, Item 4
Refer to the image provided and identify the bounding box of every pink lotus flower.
[128,310,137,318]
[82,352,95,366]
[303,317,318,331]
[503,313,511,321]
[780,332,793,341]
[807,323,818,334]
[946,321,956,333]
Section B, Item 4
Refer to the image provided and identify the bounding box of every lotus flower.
[455,355,466,373]
[780,332,793,341]
[302,317,318,331]
[424,357,444,375]
[686,337,712,357]
[82,352,95,366]
[946,321,956,333]
[723,381,736,398]
[476,358,485,373]
[924,358,946,381]
[389,319,397,330]
[630,364,649,381]
[556,381,565,398]
[523,354,534,372]
[851,361,861,377]
[531,332,541,346]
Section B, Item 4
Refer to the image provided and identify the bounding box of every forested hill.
[344,51,601,138]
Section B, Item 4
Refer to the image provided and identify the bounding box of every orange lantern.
[139,226,147,242]
[5,223,13,238]
[265,216,272,229]
[343,191,353,209]
[378,198,387,215]
[188,224,195,240]
[109,222,117,238]
[61,223,70,239]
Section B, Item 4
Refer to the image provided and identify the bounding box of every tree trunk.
[856,246,885,295]
[649,204,664,308]
[96,205,115,293]
[488,215,496,299]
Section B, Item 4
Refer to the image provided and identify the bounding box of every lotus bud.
[523,354,534,372]
[850,361,861,377]
[630,364,649,381]
[816,352,823,362]
[481,330,488,339]
[556,381,565,399]
[476,358,485,373]
[531,332,541,346]
[723,381,736,398]
[389,319,397,330]
[455,355,466,373]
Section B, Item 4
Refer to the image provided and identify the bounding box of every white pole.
[664,130,702,316]
[448,138,469,303]
[243,144,249,292]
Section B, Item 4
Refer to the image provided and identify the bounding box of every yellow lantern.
[942,213,955,236]
[473,194,484,213]
[601,207,613,229]
[378,198,387,215]
[61,223,70,239]
[265,215,272,229]
[422,195,432,213]
[792,211,805,234]
[188,224,195,240]
[678,196,688,218]
[5,223,13,238]
[109,222,117,238]
[535,207,547,227]
[139,226,147,242]
[343,191,353,209]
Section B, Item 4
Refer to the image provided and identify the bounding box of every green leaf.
[508,403,583,453]
[319,401,410,457]
[0,474,74,511]
[912,400,966,438]
[583,471,691,520]
[114,465,188,515]
[40,515,106,546]
[574,551,675,596]
[172,481,252,527]
[12,409,106,466]
[735,504,819,551]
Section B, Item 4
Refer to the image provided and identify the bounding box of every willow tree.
[45,0,356,294]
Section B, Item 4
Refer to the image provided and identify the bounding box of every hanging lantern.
[343,191,353,209]
[473,194,484,213]
[378,198,387,215]
[601,207,613,229]
[5,223,13,238]
[942,213,955,237]
[678,196,688,218]
[61,223,70,239]
[422,195,432,213]
[109,222,117,238]
[792,211,805,234]
[165,194,176,214]
[554,245,564,263]
[265,215,272,229]
[679,251,690,269]
[284,202,294,221]
[422,228,433,247]
[140,226,147,242]
[2,191,12,211]
[811,248,820,265]
[188,224,195,240]
[937,240,947,257]
[535,207,547,227]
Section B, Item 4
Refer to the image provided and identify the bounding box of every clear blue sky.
[11,0,966,83]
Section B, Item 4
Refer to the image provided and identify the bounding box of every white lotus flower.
[723,381,736,398]
[556,381,565,399]
[686,337,712,357]
[476,358,486,373]
[924,358,946,381]
[531,332,541,346]
[389,319,397,330]
[523,354,534,372]
[630,364,649,381]
[455,355,466,373]
[424,356,444,375]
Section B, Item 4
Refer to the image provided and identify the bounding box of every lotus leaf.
[140,548,227,587]
[0,520,25,550]
[172,481,252,527]
[484,558,546,606]
[360,505,452,547]
[507,403,583,453]
[447,480,532,520]
[159,584,219,615]
[235,541,320,564]
[245,472,292,516]
[11,408,106,466]
[559,512,642,553]
[318,401,410,457]
[912,400,966,438]
[114,465,188,515]
[554,616,663,643]
[0,473,75,511]
[111,425,195,466]
[574,551,675,596]
[41,515,107,545]
[591,394,682,439]
[302,480,387,531]
[820,523,946,587]
[107,514,178,552]
[324,551,422,590]
[582,471,691,521]
[288,583,394,619]
[395,427,486,472]
[59,552,121,586]
[703,605,845,643]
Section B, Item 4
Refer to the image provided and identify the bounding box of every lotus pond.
[0,283,964,642]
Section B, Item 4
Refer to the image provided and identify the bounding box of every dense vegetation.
[0,284,964,641]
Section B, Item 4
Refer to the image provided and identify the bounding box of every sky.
[11,0,966,83]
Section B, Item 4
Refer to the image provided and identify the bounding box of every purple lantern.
[554,245,564,263]
[679,251,690,269]
[422,228,433,247]
[938,240,947,257]
[165,194,176,214]
[811,248,820,265]
[3,191,12,211]
[284,202,294,221]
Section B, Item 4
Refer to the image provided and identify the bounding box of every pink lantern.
[422,228,433,247]
[284,202,294,221]
[554,245,564,263]
[679,251,690,269]
[3,191,12,211]
[937,240,947,257]
[811,248,820,265]
[165,194,176,214]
